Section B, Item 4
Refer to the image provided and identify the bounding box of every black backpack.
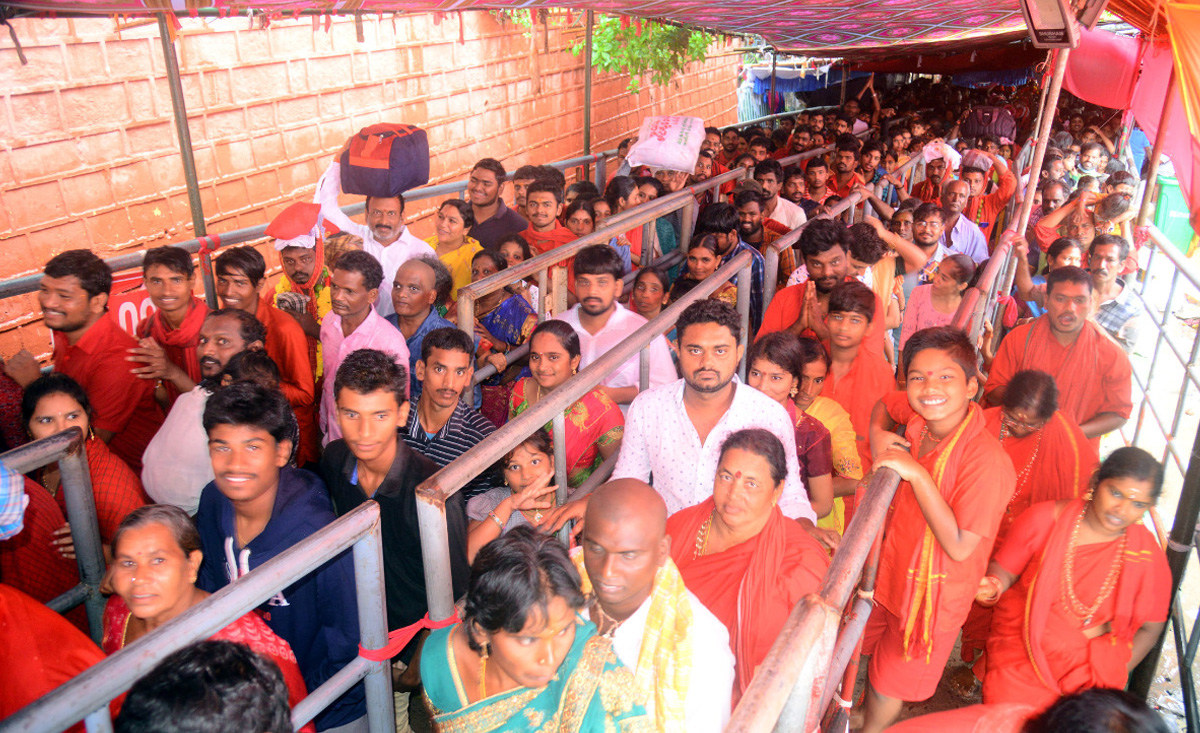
[961,107,1018,141]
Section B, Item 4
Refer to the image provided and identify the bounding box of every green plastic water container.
[1154,175,1196,254]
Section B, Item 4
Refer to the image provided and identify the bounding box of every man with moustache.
[559,245,675,408]
[4,250,163,473]
[465,158,527,250]
[694,203,767,334]
[320,348,469,733]
[128,246,209,408]
[319,250,409,445]
[754,159,807,231]
[141,308,266,514]
[265,202,334,378]
[314,161,436,318]
[716,127,741,168]
[386,256,457,402]
[758,219,890,361]
[830,137,866,198]
[1088,234,1142,353]
[905,203,955,290]
[401,328,497,499]
[576,479,735,731]
[939,179,989,264]
[985,266,1132,448]
[613,299,817,522]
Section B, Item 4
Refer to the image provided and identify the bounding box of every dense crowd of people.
[0,76,1174,733]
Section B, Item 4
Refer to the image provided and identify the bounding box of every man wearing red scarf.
[129,246,209,408]
[265,203,335,380]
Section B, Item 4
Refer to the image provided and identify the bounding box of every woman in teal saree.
[422,526,649,732]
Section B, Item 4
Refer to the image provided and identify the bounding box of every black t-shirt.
[320,435,469,661]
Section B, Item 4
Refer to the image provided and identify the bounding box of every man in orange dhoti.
[984,266,1132,449]
[974,448,1171,714]
[877,369,1099,669]
[820,282,896,525]
[859,327,1015,733]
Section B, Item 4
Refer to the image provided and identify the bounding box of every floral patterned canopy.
[5,0,1030,58]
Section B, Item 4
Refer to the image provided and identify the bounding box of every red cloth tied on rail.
[358,613,459,662]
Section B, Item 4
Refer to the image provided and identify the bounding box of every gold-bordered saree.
[422,616,650,732]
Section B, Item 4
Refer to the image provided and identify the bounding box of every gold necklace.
[478,653,488,701]
[694,511,715,558]
[1060,507,1127,626]
[1001,428,1043,514]
[591,600,625,638]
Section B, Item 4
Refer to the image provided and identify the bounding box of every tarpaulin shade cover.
[748,67,872,94]
[4,0,1029,59]
[1062,26,1140,110]
[855,39,1044,73]
[1165,2,1200,140]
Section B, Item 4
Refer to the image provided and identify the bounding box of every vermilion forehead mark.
[734,471,742,479]
[926,371,935,376]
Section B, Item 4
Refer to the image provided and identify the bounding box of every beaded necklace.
[999,425,1044,514]
[1060,506,1127,627]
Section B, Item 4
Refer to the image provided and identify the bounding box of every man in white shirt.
[938,179,988,264]
[578,479,734,733]
[559,245,676,407]
[314,161,435,317]
[613,299,817,523]
[754,159,807,231]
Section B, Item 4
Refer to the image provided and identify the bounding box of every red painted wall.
[0,12,740,359]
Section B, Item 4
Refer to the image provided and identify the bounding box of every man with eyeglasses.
[905,203,954,292]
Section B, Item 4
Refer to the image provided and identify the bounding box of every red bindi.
[734,471,742,479]
[926,370,935,376]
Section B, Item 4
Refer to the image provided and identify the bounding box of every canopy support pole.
[157,14,216,309]
[583,11,594,159]
[769,49,777,106]
[1135,68,1177,228]
[1012,48,1069,239]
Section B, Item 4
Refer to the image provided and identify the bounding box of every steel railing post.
[56,438,106,642]
[737,260,752,381]
[351,519,396,733]
[641,221,653,268]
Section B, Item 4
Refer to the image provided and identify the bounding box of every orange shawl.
[667,498,829,700]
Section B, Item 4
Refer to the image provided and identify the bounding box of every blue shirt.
[726,241,766,333]
[388,309,456,403]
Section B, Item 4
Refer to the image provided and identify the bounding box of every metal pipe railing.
[0,149,618,302]
[2,502,394,733]
[761,190,866,306]
[419,251,755,621]
[1,428,106,642]
[725,467,902,732]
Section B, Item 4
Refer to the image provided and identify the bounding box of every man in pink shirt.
[319,250,409,444]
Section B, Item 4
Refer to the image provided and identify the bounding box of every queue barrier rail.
[0,149,619,306]
[0,501,396,733]
[0,428,106,642]
[725,467,902,732]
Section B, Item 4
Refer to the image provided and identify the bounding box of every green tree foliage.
[572,16,715,93]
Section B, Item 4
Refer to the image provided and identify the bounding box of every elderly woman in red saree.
[668,428,830,703]
[102,505,314,731]
[973,447,1171,713]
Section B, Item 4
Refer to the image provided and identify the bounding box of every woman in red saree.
[974,447,1170,714]
[102,505,314,732]
[668,428,830,703]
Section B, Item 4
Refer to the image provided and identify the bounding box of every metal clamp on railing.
[419,251,755,622]
[725,467,902,732]
[0,428,106,642]
[3,502,395,733]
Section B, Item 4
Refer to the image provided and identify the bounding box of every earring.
[572,367,578,375]
[789,387,799,398]
[1084,489,1094,501]
[481,642,490,660]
